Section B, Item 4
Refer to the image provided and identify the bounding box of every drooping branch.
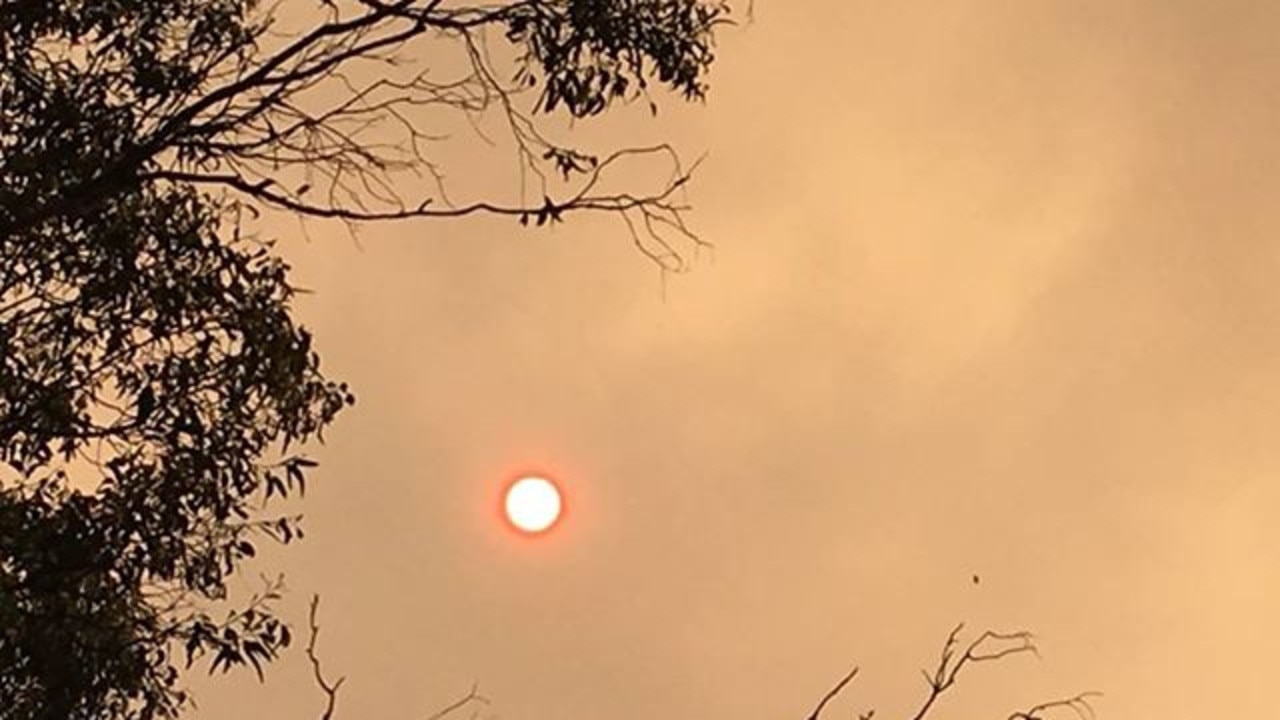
[140,145,696,224]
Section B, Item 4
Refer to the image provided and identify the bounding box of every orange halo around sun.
[503,476,563,534]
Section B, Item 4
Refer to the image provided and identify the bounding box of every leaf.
[136,386,156,423]
[185,634,202,668]
[265,474,285,499]
[243,641,268,681]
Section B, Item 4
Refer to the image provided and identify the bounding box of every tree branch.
[797,624,1100,720]
[305,594,490,720]
[805,666,859,720]
[306,596,346,720]
[909,624,1040,720]
[1009,693,1104,720]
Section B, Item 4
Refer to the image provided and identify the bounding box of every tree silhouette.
[0,2,730,717]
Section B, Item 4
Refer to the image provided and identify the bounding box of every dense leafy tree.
[0,1,731,717]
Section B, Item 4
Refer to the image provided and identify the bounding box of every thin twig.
[805,666,859,720]
[306,595,346,720]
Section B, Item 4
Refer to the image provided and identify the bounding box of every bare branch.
[423,684,489,720]
[305,595,490,720]
[908,624,1038,720]
[306,596,346,720]
[805,666,859,720]
[1009,693,1104,720]
[793,625,1098,720]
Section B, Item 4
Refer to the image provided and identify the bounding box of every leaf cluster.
[506,0,729,116]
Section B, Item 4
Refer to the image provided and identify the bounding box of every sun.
[504,476,563,534]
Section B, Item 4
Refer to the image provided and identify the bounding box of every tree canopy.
[0,1,730,717]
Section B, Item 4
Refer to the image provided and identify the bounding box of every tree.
[0,1,730,717]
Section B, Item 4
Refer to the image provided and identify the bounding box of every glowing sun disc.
[504,476,562,533]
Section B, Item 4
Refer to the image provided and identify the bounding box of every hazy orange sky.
[191,2,1277,718]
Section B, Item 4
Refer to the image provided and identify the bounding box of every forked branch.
[307,596,346,720]
[909,623,1038,720]
[802,624,1098,720]
[305,595,489,720]
[1009,693,1103,720]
